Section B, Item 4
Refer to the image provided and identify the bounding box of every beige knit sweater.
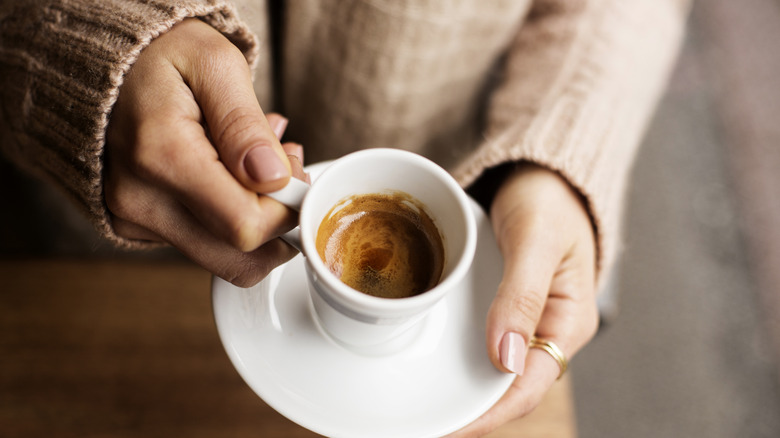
[0,0,689,287]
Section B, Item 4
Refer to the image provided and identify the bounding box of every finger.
[450,280,598,438]
[486,215,596,376]
[265,112,289,140]
[114,122,298,252]
[109,175,297,287]
[170,19,292,193]
[487,237,557,374]
[168,133,299,251]
[162,201,298,287]
[485,164,593,375]
[534,260,600,360]
[282,141,304,165]
[282,142,307,182]
[281,140,312,184]
[288,155,306,182]
[109,22,296,251]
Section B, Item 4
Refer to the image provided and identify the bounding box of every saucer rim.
[211,161,514,437]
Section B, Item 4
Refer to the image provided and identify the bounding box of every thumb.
[486,237,557,375]
[173,19,291,193]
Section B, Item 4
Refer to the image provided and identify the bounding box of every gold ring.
[529,336,568,379]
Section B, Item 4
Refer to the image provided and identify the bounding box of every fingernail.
[269,116,288,139]
[286,143,304,163]
[245,146,287,184]
[500,332,527,375]
[287,154,306,181]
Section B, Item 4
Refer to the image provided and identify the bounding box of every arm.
[457,0,690,284]
[1,1,301,286]
[451,0,690,435]
[0,0,258,249]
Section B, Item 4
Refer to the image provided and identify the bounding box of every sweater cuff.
[0,0,259,249]
[453,0,687,289]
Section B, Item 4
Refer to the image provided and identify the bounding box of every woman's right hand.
[105,18,304,287]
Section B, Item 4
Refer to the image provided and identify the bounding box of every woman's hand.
[104,19,304,287]
[450,163,600,436]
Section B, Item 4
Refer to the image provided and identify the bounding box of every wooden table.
[0,259,576,437]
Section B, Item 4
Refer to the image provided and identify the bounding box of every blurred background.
[574,1,780,436]
[2,0,780,437]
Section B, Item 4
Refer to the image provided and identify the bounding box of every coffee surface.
[316,192,444,299]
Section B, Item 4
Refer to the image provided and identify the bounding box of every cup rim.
[299,148,477,315]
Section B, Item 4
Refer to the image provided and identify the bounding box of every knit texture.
[0,0,259,248]
[0,0,689,288]
[453,0,689,285]
[262,0,689,286]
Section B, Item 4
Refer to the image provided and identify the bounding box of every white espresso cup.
[267,149,476,352]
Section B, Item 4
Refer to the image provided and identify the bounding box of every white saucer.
[212,163,514,438]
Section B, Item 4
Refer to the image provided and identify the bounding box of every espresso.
[315,192,445,299]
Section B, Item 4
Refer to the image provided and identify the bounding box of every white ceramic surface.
[273,149,477,350]
[212,163,514,437]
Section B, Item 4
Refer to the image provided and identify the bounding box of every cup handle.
[278,227,302,252]
[265,177,310,252]
[265,177,310,212]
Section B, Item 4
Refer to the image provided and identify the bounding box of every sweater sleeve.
[0,0,259,248]
[453,0,690,287]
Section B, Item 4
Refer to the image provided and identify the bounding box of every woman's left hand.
[448,162,600,437]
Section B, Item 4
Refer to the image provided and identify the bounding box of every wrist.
[489,162,595,258]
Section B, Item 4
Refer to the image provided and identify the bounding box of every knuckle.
[225,217,256,252]
[505,291,546,328]
[121,126,177,185]
[213,106,267,152]
[224,211,268,252]
[197,34,246,65]
[222,239,296,288]
[104,178,140,221]
[226,267,266,288]
[223,256,271,289]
